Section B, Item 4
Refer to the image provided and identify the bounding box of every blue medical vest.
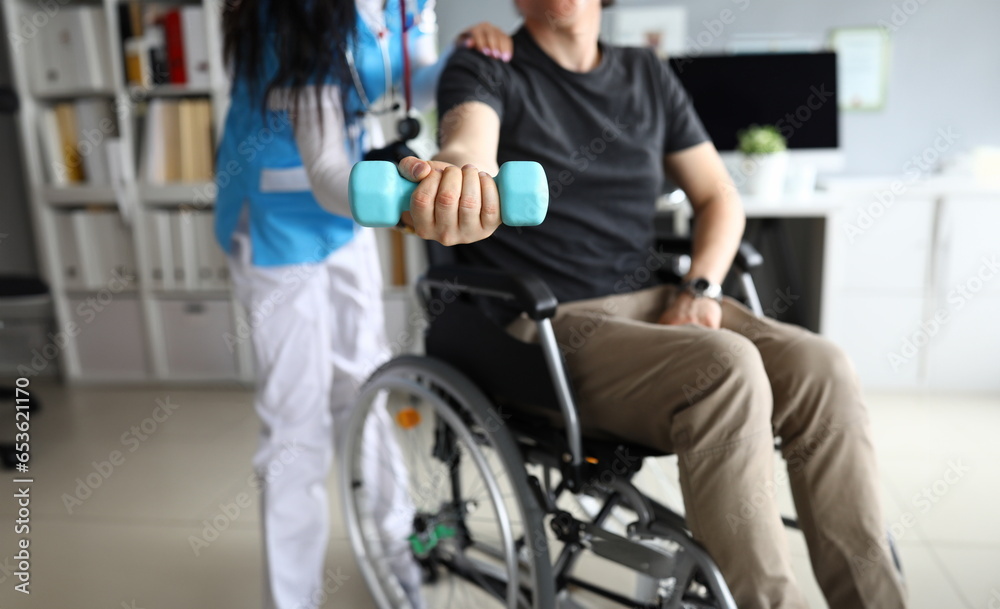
[214,0,432,266]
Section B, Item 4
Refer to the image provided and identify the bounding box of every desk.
[742,194,844,335]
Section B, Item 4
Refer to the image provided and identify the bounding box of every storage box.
[68,295,148,380]
[158,299,239,379]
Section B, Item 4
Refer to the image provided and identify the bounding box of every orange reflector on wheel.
[585,456,599,464]
[396,407,422,429]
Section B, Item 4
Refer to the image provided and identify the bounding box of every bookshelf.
[3,0,252,383]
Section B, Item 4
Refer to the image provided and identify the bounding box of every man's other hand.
[658,291,722,329]
[397,156,501,246]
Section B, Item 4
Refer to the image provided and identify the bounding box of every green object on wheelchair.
[348,160,549,228]
[408,523,457,558]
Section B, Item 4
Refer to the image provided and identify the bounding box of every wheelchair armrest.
[737,241,764,270]
[420,265,559,321]
[655,237,764,272]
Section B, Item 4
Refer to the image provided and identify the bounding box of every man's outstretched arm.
[434,101,502,174]
[396,101,502,245]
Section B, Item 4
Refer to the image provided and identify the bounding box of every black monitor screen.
[668,52,839,151]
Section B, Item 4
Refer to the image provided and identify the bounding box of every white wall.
[436,0,1000,176]
[437,1,522,52]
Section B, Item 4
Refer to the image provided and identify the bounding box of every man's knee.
[783,334,860,394]
[673,332,773,454]
[681,331,770,402]
[774,335,869,437]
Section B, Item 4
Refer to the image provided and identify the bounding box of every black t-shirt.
[438,27,709,304]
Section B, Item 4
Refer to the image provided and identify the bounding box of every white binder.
[170,211,198,290]
[53,212,82,289]
[142,100,167,184]
[190,211,215,289]
[75,99,117,186]
[181,7,211,89]
[30,7,113,95]
[149,210,174,291]
[90,210,132,287]
[71,210,103,290]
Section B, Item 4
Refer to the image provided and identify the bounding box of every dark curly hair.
[223,0,357,129]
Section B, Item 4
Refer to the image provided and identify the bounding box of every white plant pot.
[741,152,789,200]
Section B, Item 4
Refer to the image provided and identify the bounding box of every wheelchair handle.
[348,160,549,228]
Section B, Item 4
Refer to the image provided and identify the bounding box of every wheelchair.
[339,235,900,609]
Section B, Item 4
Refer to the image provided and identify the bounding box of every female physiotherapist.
[214,2,511,608]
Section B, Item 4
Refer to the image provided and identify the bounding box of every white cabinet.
[823,185,1000,392]
[823,194,936,389]
[935,196,1000,299]
[924,196,1000,391]
[824,293,926,389]
[829,196,934,295]
[925,293,1000,391]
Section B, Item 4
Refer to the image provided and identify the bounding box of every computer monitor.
[668,52,842,170]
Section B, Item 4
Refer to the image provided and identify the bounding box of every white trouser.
[229,227,412,609]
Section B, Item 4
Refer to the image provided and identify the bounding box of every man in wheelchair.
[364,1,908,608]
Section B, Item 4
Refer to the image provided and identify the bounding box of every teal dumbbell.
[348,160,549,228]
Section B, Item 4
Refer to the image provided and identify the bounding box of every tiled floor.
[0,382,997,609]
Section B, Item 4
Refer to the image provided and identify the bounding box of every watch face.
[686,277,721,300]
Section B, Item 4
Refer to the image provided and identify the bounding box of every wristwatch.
[681,277,723,302]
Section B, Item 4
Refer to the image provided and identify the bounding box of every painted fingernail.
[463,164,476,170]
[502,52,512,62]
[412,162,427,175]
[479,171,490,178]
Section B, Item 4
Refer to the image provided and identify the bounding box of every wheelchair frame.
[342,238,901,608]
[404,239,763,608]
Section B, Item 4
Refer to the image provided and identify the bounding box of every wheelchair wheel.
[340,356,556,609]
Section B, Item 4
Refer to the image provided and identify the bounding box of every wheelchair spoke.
[342,367,551,609]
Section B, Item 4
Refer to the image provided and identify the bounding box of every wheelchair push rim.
[339,356,556,609]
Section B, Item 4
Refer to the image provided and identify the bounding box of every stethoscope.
[345,0,413,119]
[346,0,422,149]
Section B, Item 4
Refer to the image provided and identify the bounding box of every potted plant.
[737,124,789,199]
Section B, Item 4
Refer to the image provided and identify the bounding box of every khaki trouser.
[510,285,907,609]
